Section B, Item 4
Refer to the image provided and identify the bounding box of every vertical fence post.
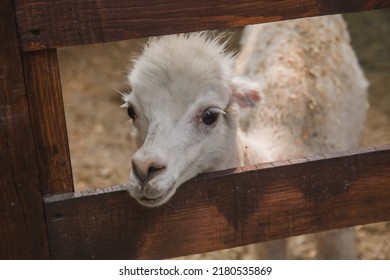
[21,49,74,195]
[0,0,57,259]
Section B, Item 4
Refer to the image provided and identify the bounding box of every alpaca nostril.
[131,158,166,182]
[147,165,165,178]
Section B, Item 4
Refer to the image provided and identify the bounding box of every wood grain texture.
[15,0,390,51]
[22,49,74,195]
[0,0,49,259]
[45,145,390,259]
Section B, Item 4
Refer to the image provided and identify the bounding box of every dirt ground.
[57,10,390,259]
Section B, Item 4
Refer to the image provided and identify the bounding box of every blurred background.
[57,9,390,259]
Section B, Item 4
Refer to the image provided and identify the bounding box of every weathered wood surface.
[45,145,390,259]
[0,0,49,259]
[16,0,390,51]
[22,49,74,195]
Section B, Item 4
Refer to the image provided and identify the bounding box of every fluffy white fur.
[236,15,368,161]
[123,15,368,259]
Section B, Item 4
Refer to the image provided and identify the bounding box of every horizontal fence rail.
[44,145,390,259]
[16,0,390,51]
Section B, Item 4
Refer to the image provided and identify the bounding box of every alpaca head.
[123,34,261,207]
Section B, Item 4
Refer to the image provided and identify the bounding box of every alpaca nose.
[131,157,166,182]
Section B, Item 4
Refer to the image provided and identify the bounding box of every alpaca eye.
[202,109,219,126]
[127,105,136,120]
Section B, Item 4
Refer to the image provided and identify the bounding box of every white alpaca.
[122,15,368,259]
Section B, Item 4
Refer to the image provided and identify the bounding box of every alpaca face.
[123,34,261,207]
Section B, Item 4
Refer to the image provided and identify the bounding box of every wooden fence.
[1,0,390,259]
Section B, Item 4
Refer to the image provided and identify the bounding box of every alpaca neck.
[236,129,275,166]
[215,133,243,171]
[214,129,274,172]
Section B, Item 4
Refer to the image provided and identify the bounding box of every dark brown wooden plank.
[0,0,49,259]
[22,49,74,195]
[16,0,390,51]
[45,145,390,259]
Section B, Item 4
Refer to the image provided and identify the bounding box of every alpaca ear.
[230,76,262,108]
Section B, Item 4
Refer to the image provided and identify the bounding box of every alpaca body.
[236,15,368,164]
[123,15,368,259]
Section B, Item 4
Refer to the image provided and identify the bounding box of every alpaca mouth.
[139,195,163,205]
[137,185,176,207]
